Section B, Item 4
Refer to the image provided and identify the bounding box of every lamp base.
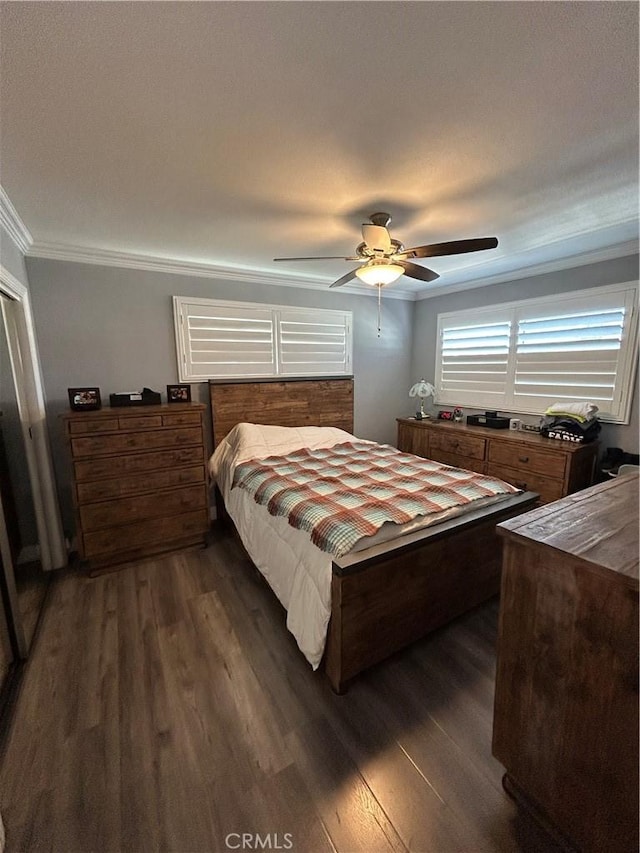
[415,412,431,421]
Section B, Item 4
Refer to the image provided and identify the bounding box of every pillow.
[209,422,359,498]
[224,422,356,463]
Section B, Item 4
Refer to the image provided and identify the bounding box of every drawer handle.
[452,441,459,449]
[518,455,529,463]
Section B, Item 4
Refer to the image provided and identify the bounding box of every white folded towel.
[545,401,599,421]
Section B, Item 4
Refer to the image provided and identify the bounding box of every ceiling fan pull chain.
[377,284,382,337]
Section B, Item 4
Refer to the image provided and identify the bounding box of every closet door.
[0,295,48,653]
[0,490,22,682]
[0,579,15,690]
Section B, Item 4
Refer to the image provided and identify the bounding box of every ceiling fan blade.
[274,256,360,262]
[362,224,392,253]
[398,260,440,283]
[396,237,499,260]
[329,268,359,289]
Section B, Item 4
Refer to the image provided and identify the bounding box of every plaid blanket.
[232,441,519,557]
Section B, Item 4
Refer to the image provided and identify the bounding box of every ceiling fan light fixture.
[355,262,404,286]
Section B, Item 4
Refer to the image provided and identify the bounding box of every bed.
[209,377,538,693]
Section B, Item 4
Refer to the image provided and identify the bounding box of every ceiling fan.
[274,212,498,289]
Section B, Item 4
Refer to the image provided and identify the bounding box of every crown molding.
[0,262,29,301]
[24,233,638,304]
[27,241,415,300]
[415,239,639,300]
[0,186,33,255]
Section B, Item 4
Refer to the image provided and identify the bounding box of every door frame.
[0,264,66,570]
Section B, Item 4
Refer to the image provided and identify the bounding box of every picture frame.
[68,387,101,411]
[167,384,191,404]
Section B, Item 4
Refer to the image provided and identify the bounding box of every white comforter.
[209,424,353,668]
[209,422,509,668]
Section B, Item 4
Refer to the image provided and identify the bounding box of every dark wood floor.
[0,527,563,852]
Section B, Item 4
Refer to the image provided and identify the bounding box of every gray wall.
[21,250,640,537]
[25,257,414,533]
[411,253,640,454]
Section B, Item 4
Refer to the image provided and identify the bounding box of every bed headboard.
[209,377,354,447]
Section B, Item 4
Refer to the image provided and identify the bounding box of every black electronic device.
[466,412,510,429]
[109,387,162,407]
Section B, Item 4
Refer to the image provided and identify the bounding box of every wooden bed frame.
[209,377,538,693]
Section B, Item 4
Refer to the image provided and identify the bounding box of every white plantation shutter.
[438,316,511,406]
[177,301,275,380]
[174,297,352,381]
[435,283,637,423]
[277,309,351,376]
[513,307,625,408]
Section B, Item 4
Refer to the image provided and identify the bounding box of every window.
[173,296,353,382]
[435,282,638,423]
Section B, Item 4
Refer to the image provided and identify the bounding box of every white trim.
[0,186,33,255]
[0,264,66,570]
[28,241,414,301]
[26,237,638,303]
[416,240,639,300]
[3,168,633,302]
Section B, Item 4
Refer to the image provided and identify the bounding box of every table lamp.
[409,379,436,419]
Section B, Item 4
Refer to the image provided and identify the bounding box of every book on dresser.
[62,403,210,574]
[396,417,598,503]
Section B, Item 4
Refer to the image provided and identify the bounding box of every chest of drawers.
[493,474,639,851]
[62,403,209,573]
[397,418,598,503]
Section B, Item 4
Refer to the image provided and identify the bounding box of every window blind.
[179,302,275,380]
[439,319,511,405]
[513,308,625,405]
[435,283,637,423]
[174,297,352,382]
[278,309,350,376]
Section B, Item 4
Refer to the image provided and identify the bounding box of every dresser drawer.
[488,442,566,479]
[162,412,201,427]
[431,451,487,475]
[77,466,205,503]
[68,418,119,435]
[430,431,486,461]
[82,509,209,557]
[74,446,204,481]
[118,415,163,430]
[79,484,207,531]
[71,427,203,458]
[487,463,564,504]
[397,422,430,458]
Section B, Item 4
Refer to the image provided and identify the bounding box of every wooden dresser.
[492,473,639,852]
[396,418,598,503]
[62,403,209,573]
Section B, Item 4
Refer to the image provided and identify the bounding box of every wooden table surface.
[497,471,639,587]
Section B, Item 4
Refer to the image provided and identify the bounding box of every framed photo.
[68,387,101,411]
[167,384,191,404]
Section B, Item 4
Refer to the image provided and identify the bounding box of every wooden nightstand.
[396,418,598,503]
[62,403,210,573]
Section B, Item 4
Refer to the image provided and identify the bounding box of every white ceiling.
[1,1,638,298]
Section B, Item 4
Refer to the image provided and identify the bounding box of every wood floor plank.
[321,679,485,852]
[187,589,293,778]
[286,716,408,853]
[0,531,565,853]
[372,662,559,853]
